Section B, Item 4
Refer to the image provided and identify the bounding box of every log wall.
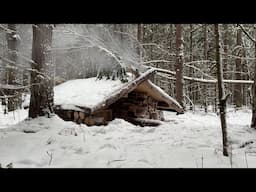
[110,91,164,121]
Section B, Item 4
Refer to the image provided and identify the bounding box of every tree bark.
[223,24,229,80]
[251,27,256,128]
[214,24,229,156]
[175,24,184,109]
[6,24,21,111]
[189,24,194,110]
[203,24,208,113]
[234,27,243,108]
[29,24,54,118]
[137,24,143,62]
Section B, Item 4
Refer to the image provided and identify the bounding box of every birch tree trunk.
[214,24,229,156]
[175,24,184,110]
[29,24,54,118]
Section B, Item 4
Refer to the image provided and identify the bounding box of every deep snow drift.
[0,106,256,168]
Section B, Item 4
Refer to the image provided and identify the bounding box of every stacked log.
[55,109,74,121]
[84,116,96,126]
[111,91,163,123]
[55,109,113,126]
[73,109,113,126]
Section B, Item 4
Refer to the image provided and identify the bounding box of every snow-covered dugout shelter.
[54,69,184,126]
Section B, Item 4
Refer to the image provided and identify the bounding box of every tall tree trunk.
[242,49,248,106]
[223,24,229,80]
[119,24,125,43]
[168,24,174,96]
[203,24,208,113]
[234,28,243,109]
[137,24,143,62]
[29,24,54,118]
[175,24,184,110]
[251,26,256,128]
[189,24,194,110]
[214,24,229,156]
[6,24,21,111]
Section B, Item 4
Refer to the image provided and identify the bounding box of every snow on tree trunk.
[175,24,184,110]
[214,24,229,156]
[234,27,243,109]
[29,24,54,118]
[6,24,21,112]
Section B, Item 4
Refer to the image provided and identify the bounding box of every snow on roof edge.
[147,80,184,113]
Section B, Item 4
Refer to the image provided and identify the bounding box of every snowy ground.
[0,105,256,168]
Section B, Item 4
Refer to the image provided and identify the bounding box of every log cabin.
[53,69,184,126]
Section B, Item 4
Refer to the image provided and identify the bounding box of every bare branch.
[238,24,256,44]
[141,43,176,56]
[0,83,40,90]
[152,67,254,84]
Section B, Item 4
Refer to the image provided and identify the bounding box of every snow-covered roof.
[54,77,129,111]
[54,73,184,114]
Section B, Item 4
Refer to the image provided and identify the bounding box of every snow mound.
[2,115,80,134]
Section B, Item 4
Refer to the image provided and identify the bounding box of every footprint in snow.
[16,159,47,167]
[145,128,155,133]
[99,143,117,150]
[46,137,56,145]
[197,144,210,148]
[137,159,154,168]
[74,147,89,154]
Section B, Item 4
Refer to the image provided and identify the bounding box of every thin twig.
[229,144,233,168]
[46,151,53,166]
[245,151,248,168]
[201,155,204,168]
